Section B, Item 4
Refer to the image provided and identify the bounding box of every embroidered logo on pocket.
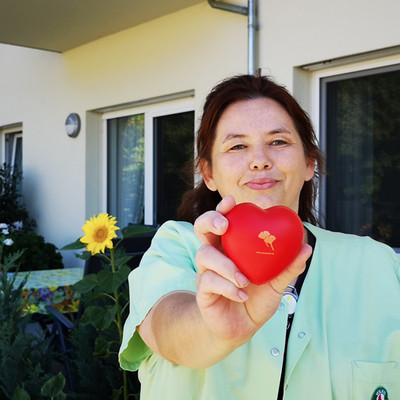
[371,386,389,400]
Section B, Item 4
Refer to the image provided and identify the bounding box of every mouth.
[245,178,278,190]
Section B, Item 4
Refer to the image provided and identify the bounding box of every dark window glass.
[323,67,400,247]
[153,111,194,224]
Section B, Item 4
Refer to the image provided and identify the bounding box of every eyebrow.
[221,129,292,143]
[221,133,246,143]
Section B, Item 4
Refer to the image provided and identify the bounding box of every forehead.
[215,97,297,136]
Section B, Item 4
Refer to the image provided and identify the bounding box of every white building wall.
[258,0,400,88]
[1,0,400,267]
[0,3,248,267]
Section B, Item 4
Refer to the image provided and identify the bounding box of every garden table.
[10,267,84,314]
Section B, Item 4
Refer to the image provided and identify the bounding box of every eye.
[271,139,287,146]
[230,144,247,151]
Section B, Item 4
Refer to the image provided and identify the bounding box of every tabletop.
[10,267,84,314]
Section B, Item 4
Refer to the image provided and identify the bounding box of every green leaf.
[72,273,98,294]
[83,291,109,302]
[112,387,123,400]
[12,387,31,400]
[75,250,92,260]
[119,264,131,280]
[120,224,156,239]
[61,237,86,251]
[120,287,130,302]
[2,249,26,274]
[113,254,134,269]
[80,305,117,330]
[40,372,66,397]
[96,265,131,293]
[93,335,111,357]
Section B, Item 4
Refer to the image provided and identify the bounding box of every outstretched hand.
[194,196,312,346]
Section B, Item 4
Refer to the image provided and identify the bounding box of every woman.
[119,75,400,399]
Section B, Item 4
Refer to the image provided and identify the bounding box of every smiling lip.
[245,178,278,190]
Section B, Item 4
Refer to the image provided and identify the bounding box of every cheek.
[214,157,240,177]
[212,160,241,194]
[285,152,311,176]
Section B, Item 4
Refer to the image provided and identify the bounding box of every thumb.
[269,243,312,294]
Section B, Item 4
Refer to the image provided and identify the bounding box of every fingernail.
[235,272,249,287]
[238,290,249,301]
[213,217,227,231]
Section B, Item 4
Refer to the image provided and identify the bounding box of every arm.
[138,291,241,368]
[138,196,312,369]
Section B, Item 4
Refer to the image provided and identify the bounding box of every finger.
[215,195,236,214]
[196,269,249,308]
[196,244,249,288]
[194,196,236,246]
[269,243,312,294]
[194,211,228,246]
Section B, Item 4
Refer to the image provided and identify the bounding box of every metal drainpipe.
[207,0,257,75]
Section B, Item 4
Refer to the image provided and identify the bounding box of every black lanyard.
[277,229,316,400]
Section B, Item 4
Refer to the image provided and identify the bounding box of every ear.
[305,158,316,182]
[199,160,217,191]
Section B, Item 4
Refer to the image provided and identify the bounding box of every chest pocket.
[352,361,400,399]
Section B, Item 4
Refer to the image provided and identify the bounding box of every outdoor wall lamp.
[65,113,81,138]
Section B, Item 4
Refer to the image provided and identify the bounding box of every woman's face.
[201,98,315,213]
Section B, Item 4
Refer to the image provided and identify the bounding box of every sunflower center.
[94,227,108,242]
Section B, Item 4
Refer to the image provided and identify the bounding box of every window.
[107,114,145,227]
[319,65,400,248]
[105,100,194,228]
[1,126,23,174]
[153,112,195,224]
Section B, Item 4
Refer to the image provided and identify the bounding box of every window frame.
[10,132,23,168]
[309,54,400,252]
[102,97,195,226]
[0,124,23,167]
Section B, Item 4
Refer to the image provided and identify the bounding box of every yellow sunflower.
[80,213,120,255]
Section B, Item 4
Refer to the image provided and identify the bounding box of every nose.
[250,147,271,170]
[251,161,271,170]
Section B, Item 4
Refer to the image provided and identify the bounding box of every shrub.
[0,163,35,232]
[3,231,64,272]
[0,248,66,399]
[0,163,64,271]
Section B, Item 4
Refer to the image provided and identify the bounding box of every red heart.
[221,203,304,285]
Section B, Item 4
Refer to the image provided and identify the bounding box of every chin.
[247,198,278,210]
[249,198,298,213]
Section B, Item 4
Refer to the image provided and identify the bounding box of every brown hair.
[177,74,324,225]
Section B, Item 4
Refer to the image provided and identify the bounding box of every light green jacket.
[119,221,400,400]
